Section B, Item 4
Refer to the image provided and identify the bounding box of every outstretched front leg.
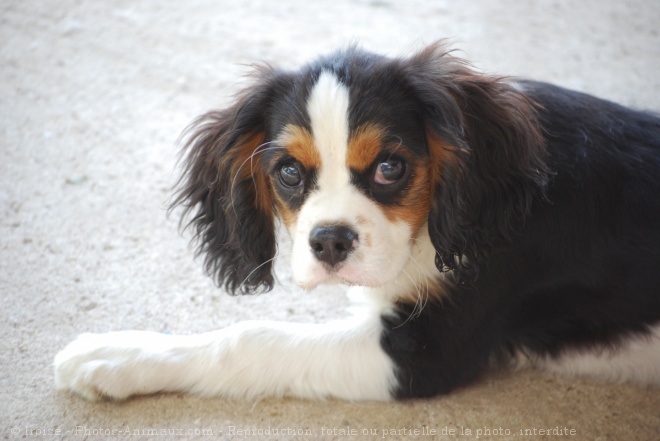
[54,314,396,401]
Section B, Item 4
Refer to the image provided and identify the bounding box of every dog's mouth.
[294,255,405,291]
[294,266,353,291]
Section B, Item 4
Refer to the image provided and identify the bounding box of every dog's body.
[55,43,660,401]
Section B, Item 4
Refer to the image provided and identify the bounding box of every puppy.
[55,42,660,401]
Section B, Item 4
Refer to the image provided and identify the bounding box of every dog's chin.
[294,262,405,292]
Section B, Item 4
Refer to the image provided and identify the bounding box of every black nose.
[309,225,358,267]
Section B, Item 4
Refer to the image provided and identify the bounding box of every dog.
[55,42,660,401]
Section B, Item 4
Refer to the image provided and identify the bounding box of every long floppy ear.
[170,67,285,294]
[403,42,551,279]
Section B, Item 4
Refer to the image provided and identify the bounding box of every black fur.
[382,79,660,399]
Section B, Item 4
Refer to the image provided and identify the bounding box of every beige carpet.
[2,0,659,439]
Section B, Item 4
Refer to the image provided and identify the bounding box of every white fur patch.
[54,310,396,401]
[518,325,660,385]
[306,70,352,189]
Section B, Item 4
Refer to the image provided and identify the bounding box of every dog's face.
[264,71,437,289]
[172,42,548,295]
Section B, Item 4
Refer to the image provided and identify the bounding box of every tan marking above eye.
[346,124,386,172]
[276,125,321,170]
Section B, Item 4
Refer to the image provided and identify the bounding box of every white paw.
[54,332,159,401]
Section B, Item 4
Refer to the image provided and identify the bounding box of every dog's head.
[172,42,549,295]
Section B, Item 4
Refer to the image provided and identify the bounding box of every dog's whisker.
[384,250,429,329]
[248,143,283,192]
[403,248,431,322]
[236,250,293,293]
[229,141,279,197]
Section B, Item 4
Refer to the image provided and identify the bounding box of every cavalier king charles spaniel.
[55,42,660,401]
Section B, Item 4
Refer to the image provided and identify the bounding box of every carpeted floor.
[1,0,659,439]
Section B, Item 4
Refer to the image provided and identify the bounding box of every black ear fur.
[171,67,285,294]
[404,42,551,280]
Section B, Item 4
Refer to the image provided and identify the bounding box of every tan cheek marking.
[378,128,459,237]
[347,123,386,172]
[277,125,321,170]
[379,161,433,236]
[222,132,272,215]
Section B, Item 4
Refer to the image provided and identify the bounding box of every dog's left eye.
[374,158,406,185]
[279,162,303,188]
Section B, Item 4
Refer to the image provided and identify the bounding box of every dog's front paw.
[54,332,159,401]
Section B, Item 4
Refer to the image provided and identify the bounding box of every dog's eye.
[374,158,406,185]
[279,162,303,188]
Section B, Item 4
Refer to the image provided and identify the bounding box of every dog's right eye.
[278,162,303,188]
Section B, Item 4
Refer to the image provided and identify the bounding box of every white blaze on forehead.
[306,71,351,189]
